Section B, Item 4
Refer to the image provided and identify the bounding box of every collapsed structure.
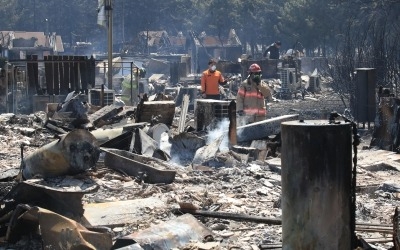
[0,29,400,250]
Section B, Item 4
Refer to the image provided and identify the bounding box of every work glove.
[237,110,244,116]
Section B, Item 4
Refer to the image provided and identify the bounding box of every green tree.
[279,0,338,56]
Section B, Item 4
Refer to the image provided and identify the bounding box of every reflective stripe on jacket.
[236,80,272,117]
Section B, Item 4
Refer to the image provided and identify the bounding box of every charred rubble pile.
[0,89,400,249]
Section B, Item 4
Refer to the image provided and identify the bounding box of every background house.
[187,29,242,73]
[0,31,64,60]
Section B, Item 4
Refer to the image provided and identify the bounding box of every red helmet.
[248,63,262,73]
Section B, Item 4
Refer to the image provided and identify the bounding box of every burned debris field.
[1,80,400,249]
[1,0,400,249]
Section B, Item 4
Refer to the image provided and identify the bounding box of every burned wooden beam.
[231,145,259,161]
[178,94,190,133]
[177,203,392,236]
[176,203,281,225]
[88,104,124,128]
[259,243,282,249]
[228,100,237,146]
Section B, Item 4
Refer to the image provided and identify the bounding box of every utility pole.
[33,0,36,30]
[106,0,113,90]
[146,29,149,55]
[122,0,125,44]
[45,18,49,35]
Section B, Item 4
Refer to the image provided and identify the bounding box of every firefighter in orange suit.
[236,63,272,123]
[201,59,227,100]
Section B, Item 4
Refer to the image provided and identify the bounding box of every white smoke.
[160,132,185,167]
[159,132,171,155]
[237,115,251,127]
[236,115,252,139]
[169,155,183,167]
[207,118,230,152]
[160,119,235,166]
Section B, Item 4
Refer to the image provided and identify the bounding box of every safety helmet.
[248,63,262,73]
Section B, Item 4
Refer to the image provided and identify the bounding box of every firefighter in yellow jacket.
[236,63,272,123]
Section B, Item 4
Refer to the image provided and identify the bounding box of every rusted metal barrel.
[22,129,100,179]
[281,120,352,250]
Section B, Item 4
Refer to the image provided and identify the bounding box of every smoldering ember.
[1,1,400,250]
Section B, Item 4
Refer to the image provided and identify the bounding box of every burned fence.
[5,55,97,113]
[43,55,96,95]
[25,55,96,96]
[39,56,95,95]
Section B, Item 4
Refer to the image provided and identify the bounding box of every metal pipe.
[281,120,353,249]
[21,129,100,179]
[135,66,139,90]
